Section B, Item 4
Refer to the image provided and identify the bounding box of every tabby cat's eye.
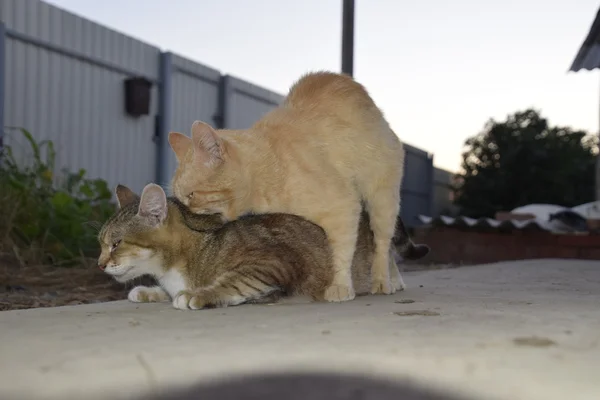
[111,240,121,251]
[187,192,194,199]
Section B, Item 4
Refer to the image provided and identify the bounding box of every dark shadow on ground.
[143,371,472,400]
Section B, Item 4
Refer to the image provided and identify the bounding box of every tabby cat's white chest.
[159,269,188,298]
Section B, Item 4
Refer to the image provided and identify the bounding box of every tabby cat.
[97,183,428,310]
[168,71,406,302]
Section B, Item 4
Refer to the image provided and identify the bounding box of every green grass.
[0,128,117,267]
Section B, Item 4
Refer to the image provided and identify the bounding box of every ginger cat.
[97,184,428,309]
[168,71,407,302]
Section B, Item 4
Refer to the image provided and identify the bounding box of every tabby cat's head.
[97,184,170,283]
[168,120,240,218]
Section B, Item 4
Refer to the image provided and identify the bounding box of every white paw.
[172,292,191,310]
[128,286,149,303]
[172,291,208,310]
[128,286,168,303]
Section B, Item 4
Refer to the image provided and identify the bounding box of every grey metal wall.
[400,143,434,227]
[0,0,160,193]
[432,167,458,217]
[156,60,284,188]
[221,75,284,130]
[0,0,436,227]
[159,53,222,188]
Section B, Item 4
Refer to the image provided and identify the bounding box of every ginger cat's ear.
[115,184,139,209]
[168,132,192,163]
[191,120,224,168]
[138,183,168,226]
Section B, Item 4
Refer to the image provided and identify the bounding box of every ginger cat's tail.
[393,217,430,261]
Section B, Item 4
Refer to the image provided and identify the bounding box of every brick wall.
[412,226,600,265]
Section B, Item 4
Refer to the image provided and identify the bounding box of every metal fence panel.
[400,143,434,227]
[1,0,160,193]
[160,53,222,188]
[221,75,284,129]
[0,0,438,208]
[433,167,456,217]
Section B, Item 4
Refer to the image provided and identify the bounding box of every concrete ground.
[0,259,598,400]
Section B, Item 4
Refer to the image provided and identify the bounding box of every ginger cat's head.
[168,121,242,219]
[97,184,171,282]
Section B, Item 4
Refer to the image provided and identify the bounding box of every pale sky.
[46,0,600,172]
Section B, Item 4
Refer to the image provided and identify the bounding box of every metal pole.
[0,22,5,152]
[156,51,173,190]
[341,0,355,76]
[597,73,600,201]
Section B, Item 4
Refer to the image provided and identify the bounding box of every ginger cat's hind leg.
[318,198,362,302]
[364,182,402,295]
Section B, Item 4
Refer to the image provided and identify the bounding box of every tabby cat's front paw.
[172,291,208,310]
[128,286,169,303]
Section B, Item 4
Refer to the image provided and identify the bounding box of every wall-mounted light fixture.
[124,77,152,117]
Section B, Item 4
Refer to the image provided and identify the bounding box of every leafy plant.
[0,127,117,266]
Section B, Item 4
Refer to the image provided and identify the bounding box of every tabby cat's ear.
[115,184,139,209]
[168,132,192,163]
[138,183,168,226]
[191,120,224,168]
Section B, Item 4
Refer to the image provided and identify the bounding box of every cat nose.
[98,263,106,271]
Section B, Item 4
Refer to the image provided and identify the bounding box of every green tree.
[454,109,597,218]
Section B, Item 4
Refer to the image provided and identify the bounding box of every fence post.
[341,0,355,76]
[0,22,5,152]
[218,75,232,129]
[427,153,435,218]
[156,51,173,189]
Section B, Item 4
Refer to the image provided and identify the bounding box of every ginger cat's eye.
[187,192,194,199]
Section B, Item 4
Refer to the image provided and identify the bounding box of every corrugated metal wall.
[0,0,437,227]
[0,0,160,193]
[400,144,434,227]
[432,167,458,217]
[163,54,221,187]
[221,75,284,130]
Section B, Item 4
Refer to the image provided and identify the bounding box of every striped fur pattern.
[168,71,411,302]
[97,184,429,310]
